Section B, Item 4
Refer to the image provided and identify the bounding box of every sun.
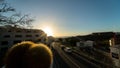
[43,27,54,36]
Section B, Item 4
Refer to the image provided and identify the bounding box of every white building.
[0,26,47,52]
[84,40,94,47]
[76,40,94,47]
[76,41,84,47]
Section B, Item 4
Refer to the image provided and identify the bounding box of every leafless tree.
[0,1,34,28]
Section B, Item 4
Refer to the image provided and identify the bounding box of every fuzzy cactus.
[5,41,53,68]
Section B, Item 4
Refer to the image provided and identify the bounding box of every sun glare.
[43,27,53,36]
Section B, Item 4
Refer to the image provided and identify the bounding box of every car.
[64,47,72,53]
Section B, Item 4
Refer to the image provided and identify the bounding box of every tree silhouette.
[0,1,34,28]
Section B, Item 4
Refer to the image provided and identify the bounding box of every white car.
[64,47,72,53]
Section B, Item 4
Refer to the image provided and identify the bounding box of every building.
[0,26,47,52]
[110,45,120,67]
[109,34,120,67]
[76,40,94,48]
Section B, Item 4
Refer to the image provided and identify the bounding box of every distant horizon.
[53,31,120,38]
[0,24,119,37]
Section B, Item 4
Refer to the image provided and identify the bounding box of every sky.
[6,0,120,37]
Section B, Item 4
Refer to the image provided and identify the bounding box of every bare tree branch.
[0,1,34,29]
[0,3,15,12]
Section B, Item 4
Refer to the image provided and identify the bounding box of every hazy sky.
[6,0,120,37]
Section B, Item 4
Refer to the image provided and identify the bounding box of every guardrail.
[55,46,80,68]
[72,52,100,68]
[52,42,81,68]
[73,50,113,68]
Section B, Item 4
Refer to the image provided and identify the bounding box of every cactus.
[5,41,53,68]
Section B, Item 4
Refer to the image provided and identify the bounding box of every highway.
[52,48,70,68]
[51,42,100,68]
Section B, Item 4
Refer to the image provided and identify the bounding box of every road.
[51,42,100,68]
[52,48,70,68]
